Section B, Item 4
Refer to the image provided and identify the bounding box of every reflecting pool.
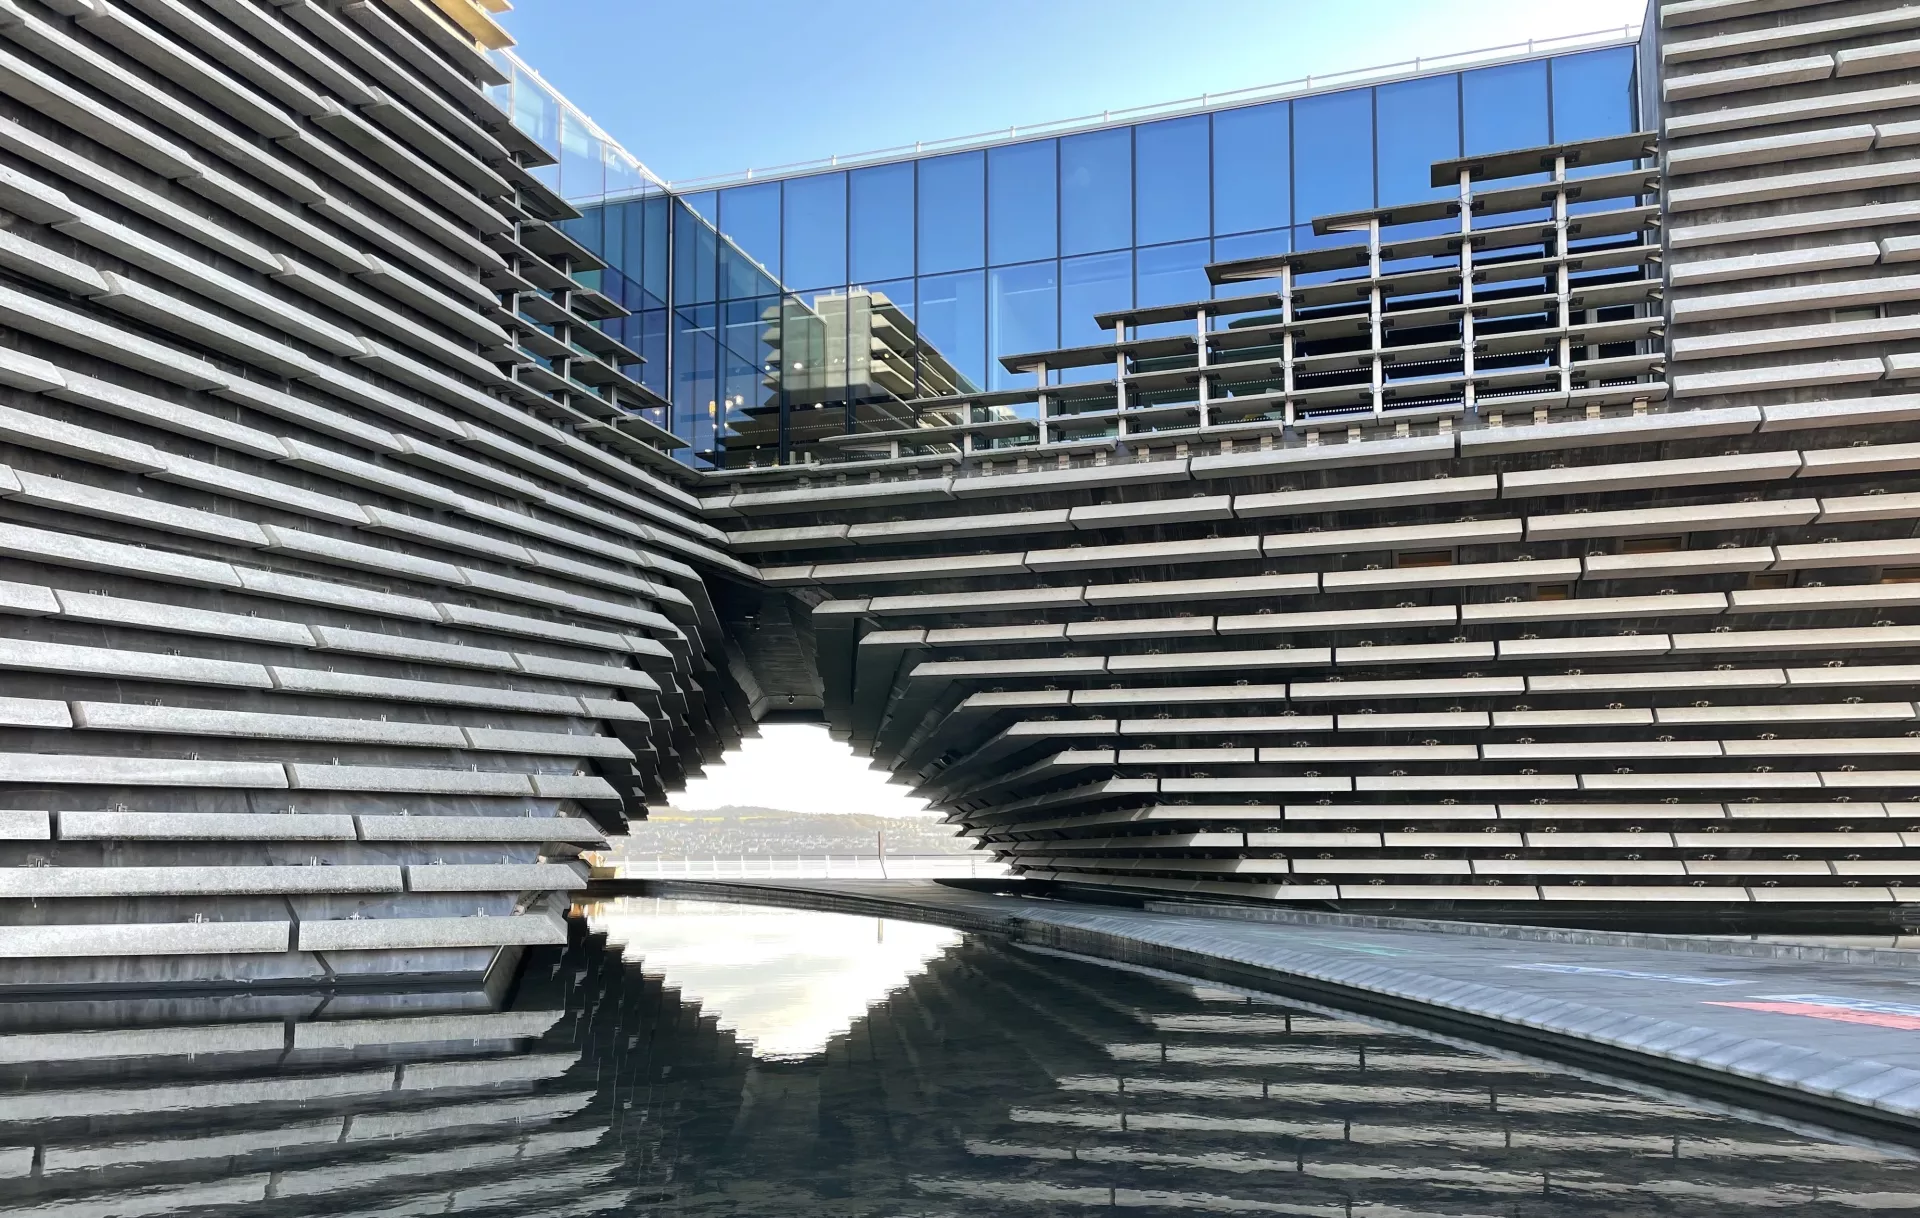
[4,895,1920,1216]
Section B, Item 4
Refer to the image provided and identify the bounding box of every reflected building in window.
[492,35,1643,467]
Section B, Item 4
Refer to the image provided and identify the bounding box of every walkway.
[596,876,1920,1140]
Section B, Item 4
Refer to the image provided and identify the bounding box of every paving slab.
[607,876,1920,1135]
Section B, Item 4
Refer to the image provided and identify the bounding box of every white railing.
[605,854,1008,880]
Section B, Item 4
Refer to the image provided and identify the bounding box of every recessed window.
[1751,571,1795,589]
[1620,535,1683,554]
[1882,566,1920,584]
[1834,305,1883,324]
[1395,549,1454,569]
[1534,583,1573,601]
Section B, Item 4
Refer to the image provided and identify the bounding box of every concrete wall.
[0,0,748,988]
[701,0,1920,930]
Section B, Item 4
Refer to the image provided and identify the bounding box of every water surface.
[4,895,1919,1216]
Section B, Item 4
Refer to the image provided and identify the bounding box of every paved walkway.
[599,876,1920,1136]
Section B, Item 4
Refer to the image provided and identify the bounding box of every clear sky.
[497,0,1647,185]
[673,723,936,818]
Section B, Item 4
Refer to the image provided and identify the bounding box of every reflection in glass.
[850,162,915,283]
[1135,115,1209,246]
[1136,240,1210,336]
[917,151,984,274]
[1060,127,1132,257]
[638,195,670,304]
[1553,46,1639,143]
[1061,251,1132,349]
[1294,86,1374,220]
[511,69,558,154]
[987,139,1057,266]
[633,306,667,398]
[597,900,960,1058]
[673,304,718,455]
[917,270,986,391]
[559,110,603,199]
[603,139,644,197]
[721,235,777,301]
[1377,74,1460,203]
[782,172,847,291]
[1213,100,1290,236]
[681,189,717,225]
[1465,59,1550,156]
[988,260,1059,389]
[672,201,717,305]
[1212,227,1290,298]
[718,181,781,280]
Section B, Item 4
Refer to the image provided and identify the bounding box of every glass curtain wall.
[564,46,1637,467]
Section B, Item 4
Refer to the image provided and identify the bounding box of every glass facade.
[508,45,1639,467]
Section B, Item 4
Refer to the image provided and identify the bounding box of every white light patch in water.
[591,898,960,1059]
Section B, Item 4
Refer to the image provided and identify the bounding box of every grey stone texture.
[0,0,737,989]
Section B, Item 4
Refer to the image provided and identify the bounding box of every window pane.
[722,295,773,445]
[1293,88,1374,222]
[988,139,1057,265]
[1136,115,1209,245]
[640,195,670,305]
[867,277,914,323]
[559,112,603,200]
[863,278,917,394]
[1212,228,1290,299]
[783,173,847,291]
[604,144,643,198]
[917,271,985,392]
[1061,251,1131,350]
[681,190,717,225]
[1060,128,1131,256]
[673,305,718,459]
[1376,74,1459,204]
[1136,240,1209,337]
[850,162,914,283]
[672,202,716,305]
[784,289,849,414]
[721,237,778,300]
[512,75,558,156]
[1552,47,1637,143]
[988,260,1058,389]
[1213,101,1289,236]
[634,307,668,399]
[1464,60,1549,157]
[918,152,984,274]
[718,182,780,282]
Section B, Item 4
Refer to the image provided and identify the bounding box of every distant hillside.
[613,805,975,856]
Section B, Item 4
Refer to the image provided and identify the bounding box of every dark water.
[6,897,1920,1216]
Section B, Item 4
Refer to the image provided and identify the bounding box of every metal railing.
[661,25,1642,192]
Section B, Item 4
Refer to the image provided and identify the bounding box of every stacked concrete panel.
[704,21,1920,929]
[0,0,749,988]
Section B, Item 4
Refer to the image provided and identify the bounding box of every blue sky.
[498,0,1648,186]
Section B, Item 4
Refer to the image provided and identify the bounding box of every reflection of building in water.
[611,906,1920,1215]
[0,920,747,1217]
[8,907,1920,1216]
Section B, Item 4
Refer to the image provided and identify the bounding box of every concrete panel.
[0,752,287,787]
[0,921,289,957]
[56,810,356,840]
[294,913,566,953]
[405,863,588,892]
[0,865,398,897]
[357,815,606,842]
